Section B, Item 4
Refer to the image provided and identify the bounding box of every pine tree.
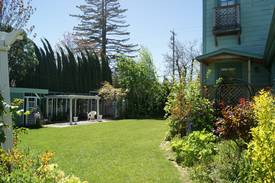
[71,0,138,61]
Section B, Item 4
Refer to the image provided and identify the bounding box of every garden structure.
[45,95,101,124]
[197,0,275,105]
[10,87,49,126]
[8,87,102,126]
[0,30,24,151]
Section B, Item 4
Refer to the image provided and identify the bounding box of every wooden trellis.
[203,81,253,106]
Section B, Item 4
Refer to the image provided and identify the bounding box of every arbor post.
[0,30,24,152]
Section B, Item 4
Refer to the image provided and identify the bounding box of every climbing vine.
[0,94,5,144]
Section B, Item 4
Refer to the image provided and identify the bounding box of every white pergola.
[45,95,101,124]
[0,30,24,151]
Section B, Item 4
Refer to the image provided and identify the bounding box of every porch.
[197,49,270,105]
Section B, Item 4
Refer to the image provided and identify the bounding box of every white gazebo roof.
[45,95,101,100]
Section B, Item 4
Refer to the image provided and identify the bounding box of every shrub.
[171,130,217,167]
[165,80,215,139]
[98,82,126,101]
[0,149,88,183]
[189,140,246,183]
[165,83,190,138]
[189,91,275,183]
[215,101,257,144]
[98,82,127,118]
[245,90,275,183]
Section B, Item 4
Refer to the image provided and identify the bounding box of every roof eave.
[196,48,263,63]
[264,9,275,65]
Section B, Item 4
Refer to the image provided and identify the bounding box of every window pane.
[219,67,237,81]
[219,0,236,6]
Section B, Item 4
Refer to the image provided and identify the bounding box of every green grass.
[19,119,182,183]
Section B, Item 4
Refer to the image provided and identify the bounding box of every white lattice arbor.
[45,95,101,124]
[0,30,24,151]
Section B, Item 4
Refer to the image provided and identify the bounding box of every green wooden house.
[197,0,275,104]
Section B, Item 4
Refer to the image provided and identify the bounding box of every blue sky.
[29,0,202,76]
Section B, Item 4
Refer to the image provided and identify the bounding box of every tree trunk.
[190,59,194,82]
[101,0,107,62]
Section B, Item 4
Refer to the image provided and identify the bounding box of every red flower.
[239,98,246,106]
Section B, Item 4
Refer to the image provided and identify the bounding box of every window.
[219,0,236,6]
[219,67,238,82]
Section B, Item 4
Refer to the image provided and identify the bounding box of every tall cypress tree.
[66,46,79,93]
[44,39,58,91]
[56,52,62,91]
[39,48,48,89]
[60,47,71,92]
[80,51,89,92]
[32,41,104,93]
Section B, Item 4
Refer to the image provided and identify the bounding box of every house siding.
[201,0,274,86]
[203,0,275,56]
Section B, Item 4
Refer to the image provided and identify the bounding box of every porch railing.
[202,84,269,106]
[213,4,241,35]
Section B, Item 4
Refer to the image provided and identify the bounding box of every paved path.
[43,120,111,128]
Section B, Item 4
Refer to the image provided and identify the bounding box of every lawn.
[19,119,182,183]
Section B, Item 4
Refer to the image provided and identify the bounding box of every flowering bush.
[98,82,126,101]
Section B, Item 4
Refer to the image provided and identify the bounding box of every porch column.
[87,100,89,113]
[35,98,38,108]
[248,59,251,84]
[65,99,68,113]
[51,98,54,118]
[90,99,93,111]
[96,98,100,119]
[25,97,29,126]
[69,98,73,125]
[0,46,12,151]
[55,98,58,115]
[46,98,49,118]
[74,99,77,116]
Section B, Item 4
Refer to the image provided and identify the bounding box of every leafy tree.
[56,32,78,52]
[0,0,35,31]
[71,0,137,57]
[0,0,36,87]
[116,48,166,118]
[8,33,38,87]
